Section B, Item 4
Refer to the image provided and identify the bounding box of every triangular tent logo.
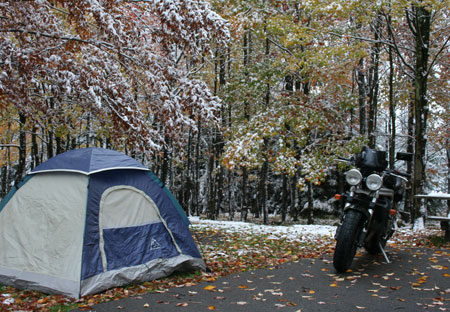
[150,238,161,250]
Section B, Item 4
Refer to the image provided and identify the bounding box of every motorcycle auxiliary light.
[366,174,383,191]
[345,169,362,185]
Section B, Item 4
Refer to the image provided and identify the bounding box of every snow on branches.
[0,0,229,153]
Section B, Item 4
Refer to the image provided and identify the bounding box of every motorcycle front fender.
[335,204,370,241]
[344,203,371,220]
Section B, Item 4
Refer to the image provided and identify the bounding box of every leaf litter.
[1,218,448,311]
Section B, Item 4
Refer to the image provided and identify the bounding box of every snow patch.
[189,217,336,239]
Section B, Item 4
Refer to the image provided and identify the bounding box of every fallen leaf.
[207,305,216,310]
[356,306,367,309]
[143,303,150,308]
[176,302,188,307]
[204,285,217,291]
[236,301,248,305]
[431,265,448,270]
[238,285,248,289]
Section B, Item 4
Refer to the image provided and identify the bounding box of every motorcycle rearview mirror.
[396,152,413,162]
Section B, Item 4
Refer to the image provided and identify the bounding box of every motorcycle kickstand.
[379,242,391,264]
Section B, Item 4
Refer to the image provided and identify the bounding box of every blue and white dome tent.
[0,148,205,298]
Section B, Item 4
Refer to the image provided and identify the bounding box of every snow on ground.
[189,216,433,244]
[189,216,337,241]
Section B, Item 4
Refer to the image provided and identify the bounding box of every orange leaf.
[207,306,216,310]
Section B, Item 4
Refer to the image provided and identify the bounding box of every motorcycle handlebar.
[385,170,411,182]
[337,156,352,163]
[393,170,411,179]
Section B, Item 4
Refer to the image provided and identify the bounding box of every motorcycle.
[333,146,412,273]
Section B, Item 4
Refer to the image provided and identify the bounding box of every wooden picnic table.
[415,194,450,242]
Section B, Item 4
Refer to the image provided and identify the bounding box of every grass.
[48,303,78,312]
[426,234,449,248]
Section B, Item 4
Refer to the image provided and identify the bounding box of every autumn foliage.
[0,0,229,154]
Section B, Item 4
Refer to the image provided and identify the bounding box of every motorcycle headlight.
[366,174,382,191]
[345,169,362,186]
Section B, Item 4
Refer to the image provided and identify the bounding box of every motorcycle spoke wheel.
[333,209,363,273]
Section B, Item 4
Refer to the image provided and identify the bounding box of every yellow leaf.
[207,305,216,310]
[204,285,217,291]
[329,283,338,287]
[308,290,316,294]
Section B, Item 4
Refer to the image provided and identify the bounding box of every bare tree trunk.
[184,129,193,216]
[388,44,396,169]
[447,147,450,215]
[56,135,64,155]
[86,112,91,148]
[357,57,367,135]
[281,174,288,222]
[368,15,381,148]
[1,165,7,198]
[194,120,201,216]
[290,176,298,221]
[207,137,216,220]
[240,29,251,222]
[306,181,314,224]
[411,4,431,225]
[241,167,249,221]
[160,147,169,186]
[15,113,27,185]
[259,158,268,225]
[31,125,40,169]
[404,100,414,221]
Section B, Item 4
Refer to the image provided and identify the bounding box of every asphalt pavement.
[73,247,449,312]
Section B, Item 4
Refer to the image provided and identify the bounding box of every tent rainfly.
[0,148,205,298]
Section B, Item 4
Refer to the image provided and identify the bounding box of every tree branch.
[426,35,450,77]
[382,13,416,78]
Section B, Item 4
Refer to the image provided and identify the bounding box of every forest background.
[0,0,449,227]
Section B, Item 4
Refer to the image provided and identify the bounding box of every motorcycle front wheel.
[333,209,364,273]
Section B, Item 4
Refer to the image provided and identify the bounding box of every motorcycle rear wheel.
[333,209,363,273]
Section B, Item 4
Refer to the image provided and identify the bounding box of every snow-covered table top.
[415,193,450,200]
